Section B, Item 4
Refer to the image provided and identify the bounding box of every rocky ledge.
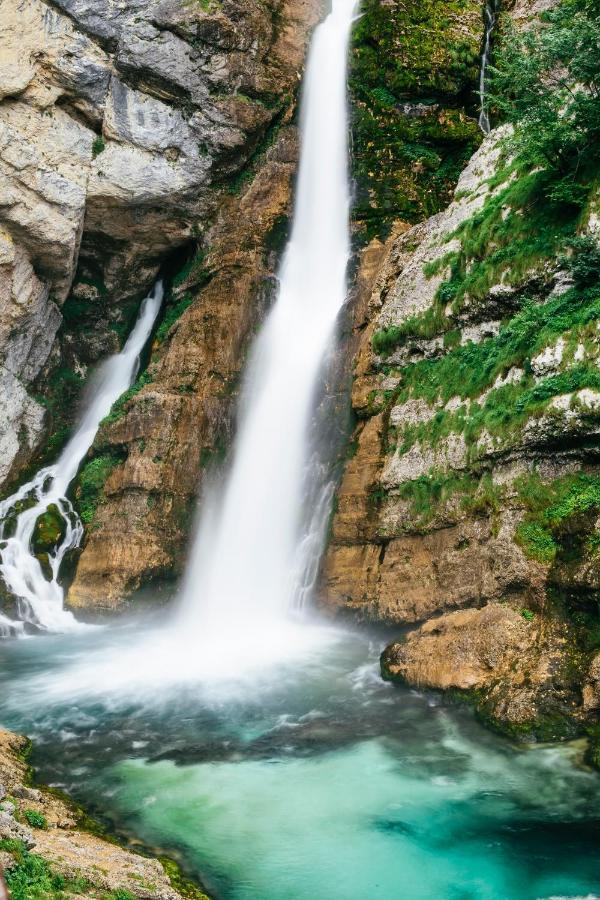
[0,728,206,899]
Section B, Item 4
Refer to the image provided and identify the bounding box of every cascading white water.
[478,0,497,134]
[0,283,163,636]
[178,0,358,635]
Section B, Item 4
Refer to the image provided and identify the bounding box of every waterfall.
[478,0,497,135]
[0,283,163,636]
[178,0,358,635]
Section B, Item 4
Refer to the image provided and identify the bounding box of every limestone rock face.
[0,0,318,489]
[382,605,532,691]
[321,0,599,746]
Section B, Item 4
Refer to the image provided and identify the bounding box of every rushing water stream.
[1,2,599,898]
[0,283,163,636]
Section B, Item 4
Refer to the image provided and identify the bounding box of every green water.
[1,619,599,900]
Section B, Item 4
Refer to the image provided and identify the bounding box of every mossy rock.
[31,505,66,555]
[349,0,483,239]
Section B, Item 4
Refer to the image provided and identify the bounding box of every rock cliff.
[0,0,319,492]
[324,0,600,752]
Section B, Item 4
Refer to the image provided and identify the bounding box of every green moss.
[31,505,66,555]
[350,0,482,239]
[155,294,194,343]
[100,371,154,429]
[92,136,105,158]
[23,809,48,830]
[158,857,210,900]
[74,453,124,525]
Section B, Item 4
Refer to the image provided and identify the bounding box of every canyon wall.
[323,0,600,753]
[0,0,319,493]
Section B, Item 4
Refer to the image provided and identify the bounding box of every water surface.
[1,619,599,900]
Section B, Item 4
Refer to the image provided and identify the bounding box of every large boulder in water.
[31,504,66,555]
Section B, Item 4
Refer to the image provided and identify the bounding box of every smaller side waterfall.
[478,0,497,134]
[0,283,163,636]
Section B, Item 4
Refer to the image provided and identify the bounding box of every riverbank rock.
[0,728,202,898]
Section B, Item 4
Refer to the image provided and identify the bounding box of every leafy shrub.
[23,809,47,830]
[92,136,105,158]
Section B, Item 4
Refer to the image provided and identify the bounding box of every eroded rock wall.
[323,24,600,745]
[0,0,319,490]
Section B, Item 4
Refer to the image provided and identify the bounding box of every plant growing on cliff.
[23,809,48,829]
[488,0,600,204]
[75,453,124,525]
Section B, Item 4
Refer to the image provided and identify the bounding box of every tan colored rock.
[68,126,306,608]
[382,604,531,690]
[583,654,600,712]
[326,512,540,624]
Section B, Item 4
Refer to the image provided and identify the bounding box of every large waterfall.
[177,0,357,634]
[0,0,356,655]
[0,284,163,636]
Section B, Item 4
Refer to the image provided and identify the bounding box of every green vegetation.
[372,247,600,452]
[371,0,600,350]
[0,839,89,899]
[395,470,503,527]
[31,505,66,555]
[350,0,482,239]
[75,453,124,525]
[23,809,48,830]
[100,371,153,429]
[159,857,210,900]
[489,0,600,203]
[172,248,210,289]
[155,294,194,344]
[92,136,106,158]
[515,473,600,564]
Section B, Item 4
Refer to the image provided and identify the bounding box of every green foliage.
[515,473,600,563]
[0,839,90,898]
[92,136,105,158]
[23,809,48,829]
[396,470,503,526]
[516,522,557,563]
[155,294,194,343]
[101,371,153,428]
[488,0,600,196]
[520,608,535,621]
[75,454,122,525]
[172,249,209,288]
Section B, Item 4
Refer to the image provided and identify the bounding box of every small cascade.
[478,0,497,134]
[177,0,358,637]
[0,283,163,634]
